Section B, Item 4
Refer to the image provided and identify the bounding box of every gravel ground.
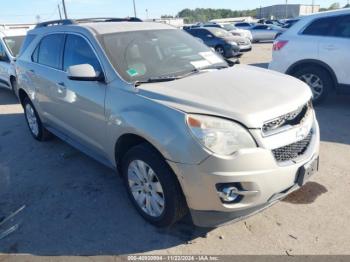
[0,43,350,258]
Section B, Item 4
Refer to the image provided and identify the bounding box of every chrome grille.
[272,131,313,162]
[262,102,312,136]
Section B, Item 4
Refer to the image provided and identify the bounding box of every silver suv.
[16,18,320,227]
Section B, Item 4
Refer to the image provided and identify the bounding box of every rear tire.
[293,66,333,104]
[23,97,52,141]
[121,143,188,227]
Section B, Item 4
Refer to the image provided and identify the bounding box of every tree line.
[161,2,350,23]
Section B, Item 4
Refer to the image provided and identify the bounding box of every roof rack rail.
[35,17,142,29]
[35,19,75,28]
[75,17,143,23]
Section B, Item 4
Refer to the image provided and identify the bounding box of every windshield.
[99,29,227,83]
[3,35,25,57]
[207,28,232,38]
[222,24,236,31]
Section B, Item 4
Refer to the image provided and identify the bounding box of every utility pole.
[312,0,315,13]
[285,0,288,19]
[132,0,137,17]
[58,4,62,20]
[62,0,68,19]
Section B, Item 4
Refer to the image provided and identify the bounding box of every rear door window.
[331,15,350,38]
[37,34,65,69]
[303,16,339,36]
[63,34,102,73]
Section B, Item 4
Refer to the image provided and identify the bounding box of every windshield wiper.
[134,76,179,87]
[134,65,229,87]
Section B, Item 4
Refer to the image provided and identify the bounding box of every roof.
[31,20,176,36]
[301,7,350,19]
[81,21,176,35]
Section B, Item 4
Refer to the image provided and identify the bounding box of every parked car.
[265,19,285,27]
[249,24,285,42]
[269,9,350,103]
[282,19,300,29]
[16,18,320,228]
[234,22,255,30]
[0,27,27,93]
[218,23,253,42]
[185,27,241,58]
[200,24,252,52]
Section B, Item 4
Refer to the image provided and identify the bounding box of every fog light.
[218,187,240,202]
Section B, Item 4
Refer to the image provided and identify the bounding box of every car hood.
[136,65,312,128]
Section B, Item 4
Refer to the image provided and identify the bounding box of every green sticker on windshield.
[127,68,139,77]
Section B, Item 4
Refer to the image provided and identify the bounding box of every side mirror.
[67,64,104,82]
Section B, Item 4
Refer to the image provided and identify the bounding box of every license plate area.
[296,157,319,186]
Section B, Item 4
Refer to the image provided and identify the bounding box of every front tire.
[23,97,52,141]
[215,45,225,56]
[293,66,333,104]
[10,78,17,95]
[121,143,188,227]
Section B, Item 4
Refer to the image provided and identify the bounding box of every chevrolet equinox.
[16,18,320,227]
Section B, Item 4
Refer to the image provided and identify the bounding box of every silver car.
[16,19,320,227]
[249,24,286,42]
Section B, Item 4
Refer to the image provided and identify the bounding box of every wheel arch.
[114,133,165,173]
[18,88,29,107]
[286,59,338,89]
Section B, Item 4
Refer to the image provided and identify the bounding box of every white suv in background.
[269,9,350,103]
[0,25,32,93]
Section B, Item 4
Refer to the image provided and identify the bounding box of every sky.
[0,0,349,24]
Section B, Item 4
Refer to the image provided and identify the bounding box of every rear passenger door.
[300,16,339,69]
[55,33,107,155]
[319,14,350,85]
[30,33,67,126]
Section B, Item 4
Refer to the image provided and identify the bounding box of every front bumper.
[168,115,320,227]
[190,183,300,227]
[239,44,252,52]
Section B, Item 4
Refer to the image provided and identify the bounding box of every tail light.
[273,40,288,51]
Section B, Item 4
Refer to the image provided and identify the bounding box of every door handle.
[324,45,337,51]
[56,82,66,94]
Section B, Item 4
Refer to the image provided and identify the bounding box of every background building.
[210,16,256,23]
[257,4,320,19]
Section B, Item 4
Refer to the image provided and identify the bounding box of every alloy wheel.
[215,47,225,55]
[25,103,39,137]
[127,160,165,217]
[299,73,324,100]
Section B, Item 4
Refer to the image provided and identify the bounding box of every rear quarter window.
[302,16,339,36]
[19,34,36,56]
[331,15,350,38]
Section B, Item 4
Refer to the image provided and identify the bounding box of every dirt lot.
[0,43,350,258]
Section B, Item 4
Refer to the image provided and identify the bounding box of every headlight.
[186,114,256,156]
[230,41,238,46]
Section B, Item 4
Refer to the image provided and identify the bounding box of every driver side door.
[52,33,107,156]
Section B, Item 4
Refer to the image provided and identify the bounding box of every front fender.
[105,85,209,166]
